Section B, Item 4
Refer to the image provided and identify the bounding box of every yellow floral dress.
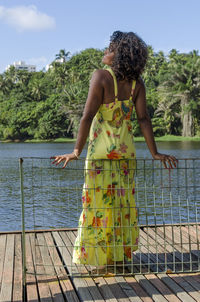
[73,68,139,266]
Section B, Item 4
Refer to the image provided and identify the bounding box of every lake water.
[0,141,200,231]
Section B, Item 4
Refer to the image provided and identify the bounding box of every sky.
[0,0,200,72]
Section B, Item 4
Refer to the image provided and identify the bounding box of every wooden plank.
[64,230,105,302]
[52,231,94,302]
[138,227,180,273]
[115,276,143,302]
[105,276,133,302]
[165,226,199,270]
[140,229,200,301]
[0,233,15,302]
[143,226,199,273]
[0,235,6,293]
[132,229,156,274]
[125,276,154,302]
[134,274,168,302]
[37,233,65,302]
[26,233,40,302]
[168,273,200,302]
[181,226,200,259]
[0,224,198,235]
[148,226,189,271]
[142,227,176,267]
[139,229,169,272]
[94,277,118,302]
[138,232,182,302]
[191,274,200,284]
[136,231,160,273]
[142,227,191,274]
[139,229,200,301]
[157,273,196,302]
[0,227,78,235]
[178,273,200,292]
[143,227,174,253]
[181,226,199,243]
[29,233,53,302]
[52,231,76,275]
[12,234,23,302]
[173,226,199,253]
[177,225,200,255]
[83,278,105,302]
[44,232,80,302]
[141,223,200,228]
[144,274,181,302]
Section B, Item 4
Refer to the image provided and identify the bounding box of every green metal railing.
[19,157,200,282]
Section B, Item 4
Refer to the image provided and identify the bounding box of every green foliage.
[1,47,200,140]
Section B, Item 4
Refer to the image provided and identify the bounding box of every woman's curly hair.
[109,31,148,81]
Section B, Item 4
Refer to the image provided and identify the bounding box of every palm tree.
[61,72,86,137]
[0,74,13,95]
[55,49,70,63]
[29,79,46,101]
[52,64,70,90]
[157,51,200,137]
[4,66,17,84]
[16,70,31,87]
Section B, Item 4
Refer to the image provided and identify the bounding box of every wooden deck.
[0,225,199,302]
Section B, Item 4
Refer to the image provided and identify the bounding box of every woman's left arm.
[51,70,104,168]
[134,79,177,169]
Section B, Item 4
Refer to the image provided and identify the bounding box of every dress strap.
[106,68,118,100]
[129,80,136,101]
[106,68,136,101]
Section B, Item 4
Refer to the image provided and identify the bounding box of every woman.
[51,31,177,271]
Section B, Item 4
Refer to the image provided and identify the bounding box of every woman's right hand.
[51,153,78,169]
[153,152,178,169]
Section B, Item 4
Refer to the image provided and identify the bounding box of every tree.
[62,78,86,138]
[55,49,70,63]
[157,51,200,136]
[29,78,46,101]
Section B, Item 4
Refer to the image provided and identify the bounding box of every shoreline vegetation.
[1,48,200,141]
[1,135,200,143]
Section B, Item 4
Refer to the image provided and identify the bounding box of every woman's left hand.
[153,152,178,169]
[51,153,77,169]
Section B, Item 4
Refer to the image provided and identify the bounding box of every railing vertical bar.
[161,160,167,271]
[144,159,150,272]
[177,158,183,272]
[185,159,192,272]
[19,158,26,300]
[168,165,176,272]
[136,159,142,273]
[152,159,158,273]
[193,159,200,270]
[127,159,131,275]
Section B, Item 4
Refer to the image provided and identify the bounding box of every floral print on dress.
[73,68,138,265]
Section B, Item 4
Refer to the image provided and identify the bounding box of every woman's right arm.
[134,79,177,169]
[51,69,104,168]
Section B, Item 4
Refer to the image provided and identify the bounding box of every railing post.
[19,158,26,300]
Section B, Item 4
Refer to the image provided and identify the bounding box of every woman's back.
[87,68,136,160]
[102,69,136,105]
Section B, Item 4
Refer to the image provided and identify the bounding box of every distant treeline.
[0,47,200,140]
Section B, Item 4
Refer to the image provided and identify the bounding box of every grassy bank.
[0,138,76,143]
[1,135,200,143]
[154,135,200,142]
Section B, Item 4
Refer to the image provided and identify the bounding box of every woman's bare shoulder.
[136,76,145,88]
[90,69,111,86]
[133,77,146,102]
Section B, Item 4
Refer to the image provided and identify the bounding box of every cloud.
[0,5,56,32]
